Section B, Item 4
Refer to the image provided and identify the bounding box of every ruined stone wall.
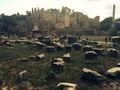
[31,7,100,30]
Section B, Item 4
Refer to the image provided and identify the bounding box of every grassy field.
[81,35,105,41]
[0,36,120,90]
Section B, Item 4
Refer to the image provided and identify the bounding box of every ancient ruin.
[30,7,100,35]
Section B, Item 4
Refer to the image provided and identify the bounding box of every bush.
[109,28,118,36]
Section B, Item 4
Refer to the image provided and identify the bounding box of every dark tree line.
[0,14,17,34]
[99,17,120,35]
[0,13,31,36]
[99,17,112,31]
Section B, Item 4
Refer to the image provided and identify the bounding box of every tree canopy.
[0,15,17,34]
[99,17,112,31]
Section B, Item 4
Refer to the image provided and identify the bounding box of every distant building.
[29,7,100,33]
[55,23,65,29]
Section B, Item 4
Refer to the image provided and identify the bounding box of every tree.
[99,17,112,31]
[109,28,118,36]
[115,18,120,30]
[108,18,120,36]
[0,13,5,18]
[26,11,31,16]
[0,14,17,35]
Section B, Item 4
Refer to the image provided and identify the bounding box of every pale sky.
[0,0,120,21]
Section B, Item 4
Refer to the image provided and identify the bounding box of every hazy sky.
[0,0,120,21]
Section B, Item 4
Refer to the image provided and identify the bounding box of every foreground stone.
[57,82,77,90]
[36,54,45,60]
[72,43,81,50]
[107,48,118,58]
[63,53,71,62]
[81,68,102,82]
[51,58,64,73]
[106,67,120,78]
[83,45,93,52]
[84,51,97,59]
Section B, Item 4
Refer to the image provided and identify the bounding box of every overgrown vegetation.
[0,39,120,89]
[1,12,120,37]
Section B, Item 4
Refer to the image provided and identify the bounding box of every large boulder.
[36,54,45,60]
[51,58,64,73]
[28,55,36,60]
[55,43,65,51]
[72,43,81,50]
[83,45,93,52]
[52,62,64,73]
[5,41,15,47]
[87,41,98,46]
[17,58,28,62]
[65,45,72,51]
[59,36,67,44]
[34,42,46,49]
[81,39,88,45]
[84,51,97,59]
[57,82,77,90]
[107,48,118,58]
[106,67,120,78]
[81,68,102,82]
[92,48,104,56]
[15,39,33,45]
[19,70,28,81]
[42,37,55,46]
[96,44,103,48]
[45,46,55,52]
[68,36,77,44]
[117,63,120,67]
[112,36,120,44]
[63,53,71,62]
[52,58,64,63]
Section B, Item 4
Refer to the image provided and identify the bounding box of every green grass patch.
[0,40,120,89]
